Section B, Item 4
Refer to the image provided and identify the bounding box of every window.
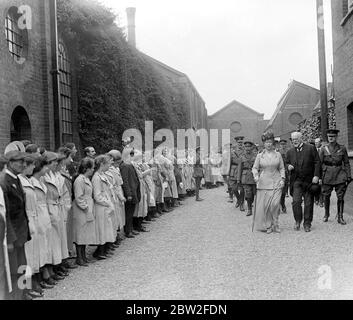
[58,43,73,143]
[230,121,242,133]
[5,7,27,61]
[343,0,353,17]
[288,112,303,126]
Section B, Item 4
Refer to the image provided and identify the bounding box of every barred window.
[343,0,353,17]
[58,43,73,143]
[5,8,27,61]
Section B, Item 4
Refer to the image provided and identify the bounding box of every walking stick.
[252,192,257,233]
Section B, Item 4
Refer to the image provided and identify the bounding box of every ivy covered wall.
[57,0,189,153]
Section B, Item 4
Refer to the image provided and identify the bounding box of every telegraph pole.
[316,0,328,142]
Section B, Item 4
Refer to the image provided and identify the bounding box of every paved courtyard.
[43,186,353,300]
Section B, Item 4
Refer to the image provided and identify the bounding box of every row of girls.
[0,142,202,300]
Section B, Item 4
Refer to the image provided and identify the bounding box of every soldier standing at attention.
[319,129,352,224]
[193,147,204,202]
[237,141,257,216]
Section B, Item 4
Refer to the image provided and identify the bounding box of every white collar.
[5,169,18,180]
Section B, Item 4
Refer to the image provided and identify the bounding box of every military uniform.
[228,147,245,210]
[193,150,204,201]
[319,129,352,224]
[237,148,257,216]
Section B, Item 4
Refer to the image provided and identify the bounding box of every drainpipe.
[49,0,61,149]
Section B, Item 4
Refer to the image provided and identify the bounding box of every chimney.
[126,7,136,47]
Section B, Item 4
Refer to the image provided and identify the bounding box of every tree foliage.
[297,106,336,142]
[57,0,189,153]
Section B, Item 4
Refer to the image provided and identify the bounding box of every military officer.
[319,129,352,224]
[228,137,245,211]
[237,141,257,216]
[314,138,324,207]
[193,147,204,202]
[279,139,289,213]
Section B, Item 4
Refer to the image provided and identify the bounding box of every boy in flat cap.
[0,151,31,300]
[319,129,352,224]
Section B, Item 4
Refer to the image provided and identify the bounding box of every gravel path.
[42,187,353,300]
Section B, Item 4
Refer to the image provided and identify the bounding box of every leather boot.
[338,200,347,225]
[239,202,245,212]
[228,191,234,203]
[323,197,330,222]
[156,203,163,215]
[82,245,89,264]
[246,201,252,216]
[76,244,88,266]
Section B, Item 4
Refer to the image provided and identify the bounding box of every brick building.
[144,54,208,130]
[265,80,320,140]
[208,100,268,146]
[331,0,353,209]
[0,0,79,153]
[126,8,208,132]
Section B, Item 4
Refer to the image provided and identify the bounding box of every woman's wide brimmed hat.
[261,131,275,142]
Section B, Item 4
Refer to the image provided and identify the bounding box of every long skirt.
[66,208,75,255]
[253,188,282,232]
[94,205,115,245]
[58,204,69,260]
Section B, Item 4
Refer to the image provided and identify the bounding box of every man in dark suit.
[279,139,289,213]
[286,132,321,232]
[0,151,31,300]
[120,148,141,238]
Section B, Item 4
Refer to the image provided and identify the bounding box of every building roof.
[141,52,205,104]
[209,99,264,119]
[266,80,320,130]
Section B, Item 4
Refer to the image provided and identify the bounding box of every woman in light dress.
[72,158,96,266]
[131,150,149,232]
[106,151,126,245]
[19,154,44,298]
[30,157,56,288]
[42,152,68,281]
[55,151,71,269]
[92,155,115,260]
[252,132,285,234]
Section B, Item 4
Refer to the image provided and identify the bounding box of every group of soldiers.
[223,136,260,217]
[222,129,352,225]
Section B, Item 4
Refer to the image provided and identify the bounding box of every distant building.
[265,80,320,140]
[144,54,208,130]
[0,0,79,153]
[208,100,268,146]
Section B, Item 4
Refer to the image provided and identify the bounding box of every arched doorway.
[10,106,31,142]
